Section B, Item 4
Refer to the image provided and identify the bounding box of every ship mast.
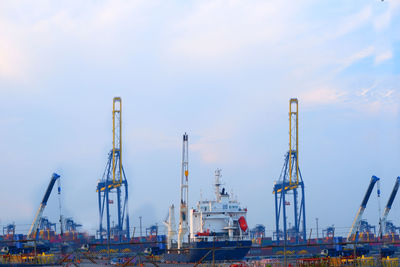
[178,133,189,250]
[215,169,222,202]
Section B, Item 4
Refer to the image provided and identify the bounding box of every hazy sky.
[0,0,399,238]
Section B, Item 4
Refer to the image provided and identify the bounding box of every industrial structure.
[322,226,335,238]
[347,175,380,241]
[27,173,62,239]
[379,177,400,236]
[273,98,306,244]
[97,97,130,243]
[164,204,176,250]
[178,133,189,250]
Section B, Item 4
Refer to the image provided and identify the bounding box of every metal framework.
[178,133,189,250]
[28,173,61,240]
[273,98,306,244]
[380,177,400,236]
[347,175,380,241]
[97,97,130,243]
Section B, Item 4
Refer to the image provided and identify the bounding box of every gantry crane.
[273,98,306,244]
[379,177,400,237]
[178,133,189,251]
[347,175,380,241]
[97,97,130,243]
[28,173,61,239]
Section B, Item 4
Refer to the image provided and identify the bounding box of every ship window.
[223,204,227,209]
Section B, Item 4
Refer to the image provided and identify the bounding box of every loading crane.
[379,177,400,236]
[27,173,61,239]
[97,97,130,242]
[347,175,380,241]
[178,133,189,251]
[273,98,306,244]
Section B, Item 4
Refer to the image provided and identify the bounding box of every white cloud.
[0,20,30,82]
[300,87,346,106]
[373,1,400,31]
[375,50,393,64]
[328,6,372,40]
[336,46,375,73]
[165,0,308,64]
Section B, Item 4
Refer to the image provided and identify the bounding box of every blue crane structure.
[322,226,335,238]
[97,97,130,243]
[347,175,380,241]
[379,176,400,236]
[273,98,306,244]
[64,218,82,232]
[27,173,61,239]
[3,223,15,236]
[39,217,57,232]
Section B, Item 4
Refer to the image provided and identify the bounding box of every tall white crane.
[178,133,189,251]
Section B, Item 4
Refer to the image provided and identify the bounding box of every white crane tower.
[178,133,189,251]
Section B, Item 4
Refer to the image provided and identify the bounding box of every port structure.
[28,173,61,240]
[273,98,306,244]
[97,97,130,243]
[347,175,380,241]
[379,177,400,237]
[178,133,189,250]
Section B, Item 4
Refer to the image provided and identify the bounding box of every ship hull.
[164,240,252,263]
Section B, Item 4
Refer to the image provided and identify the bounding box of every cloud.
[375,50,393,64]
[336,46,375,73]
[328,6,372,40]
[373,1,400,31]
[301,87,346,106]
[0,20,30,82]
[165,0,307,65]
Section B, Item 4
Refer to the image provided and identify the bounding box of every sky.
[0,0,399,238]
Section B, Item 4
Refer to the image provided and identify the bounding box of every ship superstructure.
[190,169,249,242]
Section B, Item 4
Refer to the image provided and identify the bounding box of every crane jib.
[41,173,60,205]
[386,176,400,210]
[360,175,380,208]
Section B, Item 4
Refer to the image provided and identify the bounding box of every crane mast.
[347,175,380,241]
[379,176,400,236]
[289,98,299,186]
[97,97,130,243]
[178,133,189,250]
[28,173,61,239]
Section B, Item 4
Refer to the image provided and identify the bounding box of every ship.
[164,169,252,263]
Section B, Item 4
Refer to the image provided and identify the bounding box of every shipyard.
[0,1,398,266]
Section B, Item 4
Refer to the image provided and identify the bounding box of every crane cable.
[377,180,382,239]
[57,178,63,236]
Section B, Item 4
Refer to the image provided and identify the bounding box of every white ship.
[190,169,249,241]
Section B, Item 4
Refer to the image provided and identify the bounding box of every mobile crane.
[27,173,62,239]
[322,176,380,257]
[379,177,400,237]
[347,175,380,242]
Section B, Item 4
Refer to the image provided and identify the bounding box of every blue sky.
[0,0,399,238]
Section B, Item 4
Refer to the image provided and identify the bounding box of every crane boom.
[28,173,61,239]
[379,176,400,236]
[347,175,380,241]
[178,133,189,250]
